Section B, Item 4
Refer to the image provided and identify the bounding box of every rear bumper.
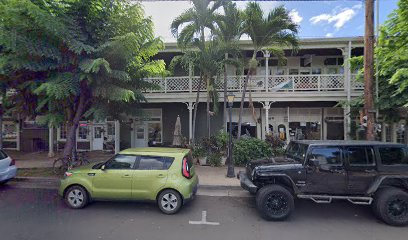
[0,166,17,182]
[238,171,257,194]
[184,176,199,204]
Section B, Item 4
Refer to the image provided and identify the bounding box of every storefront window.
[107,122,115,136]
[59,124,67,140]
[148,122,162,143]
[289,122,321,140]
[2,123,17,139]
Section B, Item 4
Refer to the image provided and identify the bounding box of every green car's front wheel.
[158,189,182,214]
[64,185,89,209]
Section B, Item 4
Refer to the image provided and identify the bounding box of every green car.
[59,148,198,214]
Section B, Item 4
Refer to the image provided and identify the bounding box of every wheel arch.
[257,174,299,195]
[156,188,184,204]
[368,176,408,195]
[63,183,92,200]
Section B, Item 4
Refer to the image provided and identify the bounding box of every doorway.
[92,125,104,150]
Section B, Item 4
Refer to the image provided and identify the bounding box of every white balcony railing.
[144,74,362,93]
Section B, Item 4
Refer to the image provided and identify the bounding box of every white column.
[130,119,135,148]
[392,123,398,143]
[264,101,270,135]
[189,63,193,93]
[114,120,120,154]
[48,127,55,157]
[381,123,387,142]
[286,107,290,144]
[264,51,270,92]
[186,102,194,143]
[343,106,351,140]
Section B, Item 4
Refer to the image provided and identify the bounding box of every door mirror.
[101,165,106,171]
[309,157,320,167]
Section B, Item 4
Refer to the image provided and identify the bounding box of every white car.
[0,150,17,184]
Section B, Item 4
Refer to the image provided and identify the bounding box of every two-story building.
[3,36,405,155]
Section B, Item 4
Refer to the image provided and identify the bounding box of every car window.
[105,155,137,170]
[285,143,307,161]
[0,150,8,160]
[308,147,342,165]
[379,147,408,165]
[346,147,375,166]
[137,156,174,170]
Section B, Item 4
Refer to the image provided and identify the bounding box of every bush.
[192,145,206,159]
[207,152,222,167]
[215,131,228,152]
[265,134,286,156]
[233,137,273,166]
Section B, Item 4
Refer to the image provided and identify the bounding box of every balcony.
[144,74,363,93]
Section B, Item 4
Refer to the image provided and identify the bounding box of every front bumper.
[238,171,257,194]
[0,166,17,182]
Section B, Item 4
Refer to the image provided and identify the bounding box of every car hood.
[69,162,102,173]
[247,157,303,173]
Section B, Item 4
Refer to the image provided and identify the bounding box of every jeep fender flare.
[367,176,408,195]
[256,173,300,194]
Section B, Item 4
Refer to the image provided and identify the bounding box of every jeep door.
[305,146,347,194]
[344,146,377,194]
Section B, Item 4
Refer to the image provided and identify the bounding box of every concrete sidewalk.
[7,150,243,188]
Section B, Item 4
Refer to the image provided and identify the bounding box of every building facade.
[2,37,406,154]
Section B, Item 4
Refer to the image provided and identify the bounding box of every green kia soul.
[59,148,198,214]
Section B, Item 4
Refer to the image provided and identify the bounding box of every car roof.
[291,140,407,147]
[119,147,190,156]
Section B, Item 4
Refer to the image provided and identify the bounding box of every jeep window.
[285,142,307,162]
[346,147,375,166]
[378,147,408,165]
[308,147,342,166]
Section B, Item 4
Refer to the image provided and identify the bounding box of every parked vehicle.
[0,150,17,185]
[239,140,408,226]
[59,148,198,214]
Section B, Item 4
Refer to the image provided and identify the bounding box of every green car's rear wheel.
[158,189,182,215]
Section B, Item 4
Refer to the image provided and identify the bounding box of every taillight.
[182,158,191,179]
[9,158,15,166]
[64,172,73,178]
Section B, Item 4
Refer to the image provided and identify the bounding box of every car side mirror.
[101,165,106,171]
[309,158,320,167]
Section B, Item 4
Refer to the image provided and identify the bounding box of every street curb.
[13,177,59,182]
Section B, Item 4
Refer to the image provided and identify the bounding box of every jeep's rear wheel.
[373,187,408,226]
[256,185,294,221]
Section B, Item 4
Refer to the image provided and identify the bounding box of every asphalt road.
[0,185,406,240]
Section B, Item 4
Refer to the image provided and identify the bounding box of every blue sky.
[142,0,399,42]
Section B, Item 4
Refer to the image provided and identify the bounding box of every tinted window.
[379,147,408,165]
[0,150,7,160]
[346,147,375,166]
[308,147,342,165]
[286,143,307,161]
[105,155,136,169]
[138,156,174,170]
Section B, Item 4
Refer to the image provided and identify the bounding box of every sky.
[141,0,400,42]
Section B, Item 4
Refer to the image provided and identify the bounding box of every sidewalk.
[7,150,243,188]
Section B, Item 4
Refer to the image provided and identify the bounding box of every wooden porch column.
[114,120,120,154]
[48,126,55,157]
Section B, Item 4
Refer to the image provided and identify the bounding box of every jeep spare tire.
[256,185,294,221]
[373,187,408,226]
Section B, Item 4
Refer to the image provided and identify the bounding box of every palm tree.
[171,0,224,143]
[237,3,299,139]
[213,1,243,132]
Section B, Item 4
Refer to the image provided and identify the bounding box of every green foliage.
[215,131,229,153]
[233,137,273,166]
[207,152,222,167]
[191,145,207,159]
[265,134,285,156]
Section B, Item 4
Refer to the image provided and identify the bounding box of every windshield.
[285,142,308,162]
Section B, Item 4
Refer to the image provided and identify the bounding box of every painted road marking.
[189,211,220,226]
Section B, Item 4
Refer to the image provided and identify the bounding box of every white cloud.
[289,9,303,24]
[309,4,361,30]
[325,33,334,38]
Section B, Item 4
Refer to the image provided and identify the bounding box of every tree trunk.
[62,90,87,158]
[206,75,211,138]
[192,74,203,145]
[237,70,251,139]
[223,55,228,132]
[0,110,3,150]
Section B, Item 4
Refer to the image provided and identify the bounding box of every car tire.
[64,185,89,209]
[373,187,408,226]
[157,189,182,215]
[256,185,294,221]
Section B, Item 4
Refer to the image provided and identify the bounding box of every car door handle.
[157,174,166,178]
[122,174,131,178]
[364,169,376,173]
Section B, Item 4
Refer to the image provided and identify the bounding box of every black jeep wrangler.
[239,140,408,226]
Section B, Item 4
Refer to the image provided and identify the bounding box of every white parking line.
[189,211,220,226]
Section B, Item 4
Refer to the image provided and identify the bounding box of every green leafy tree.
[213,1,243,131]
[0,0,165,158]
[171,0,224,142]
[237,3,298,138]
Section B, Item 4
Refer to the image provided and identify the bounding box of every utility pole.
[364,0,375,141]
